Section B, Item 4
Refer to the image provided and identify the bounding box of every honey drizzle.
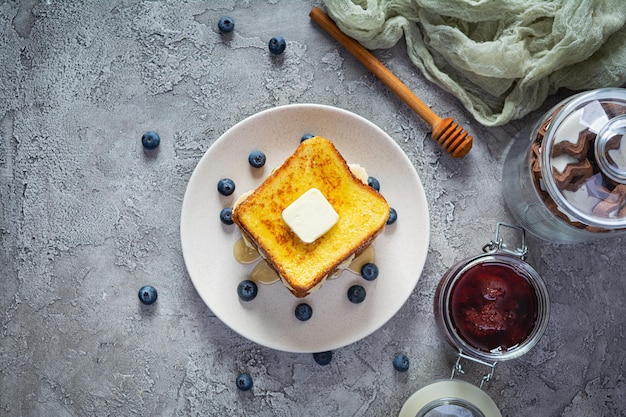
[233,237,261,264]
[347,245,375,275]
[250,260,280,284]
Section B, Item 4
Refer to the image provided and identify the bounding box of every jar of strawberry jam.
[435,223,550,364]
[399,224,550,417]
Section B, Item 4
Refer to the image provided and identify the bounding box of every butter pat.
[282,188,339,243]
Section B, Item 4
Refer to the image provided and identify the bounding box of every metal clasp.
[451,351,498,390]
[482,222,528,260]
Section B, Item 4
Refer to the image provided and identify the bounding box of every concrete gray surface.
[1,1,625,416]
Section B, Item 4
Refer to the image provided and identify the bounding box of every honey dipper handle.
[309,7,440,127]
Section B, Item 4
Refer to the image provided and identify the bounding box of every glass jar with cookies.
[503,88,626,243]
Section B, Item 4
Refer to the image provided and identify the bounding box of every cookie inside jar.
[531,93,626,233]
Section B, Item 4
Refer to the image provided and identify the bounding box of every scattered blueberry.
[268,36,286,55]
[237,280,258,301]
[387,207,398,225]
[347,285,366,304]
[248,150,266,168]
[236,373,253,391]
[220,207,234,225]
[360,263,379,281]
[313,351,333,366]
[141,131,160,149]
[217,178,236,196]
[218,16,234,33]
[367,176,380,191]
[138,285,158,305]
[392,353,410,372]
[295,303,313,321]
[300,133,315,142]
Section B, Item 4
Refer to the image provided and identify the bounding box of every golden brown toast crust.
[232,136,389,297]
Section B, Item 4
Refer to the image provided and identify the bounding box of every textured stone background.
[1,1,625,416]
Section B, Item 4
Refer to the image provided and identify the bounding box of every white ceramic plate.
[180,104,430,353]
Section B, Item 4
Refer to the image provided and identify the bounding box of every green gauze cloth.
[323,0,626,126]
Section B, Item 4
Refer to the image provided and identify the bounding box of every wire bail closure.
[452,350,498,390]
[482,222,528,260]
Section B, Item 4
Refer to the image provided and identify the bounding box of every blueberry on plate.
[217,178,235,196]
[220,207,233,225]
[237,280,258,301]
[367,176,380,191]
[141,131,160,149]
[392,353,410,372]
[268,36,286,55]
[218,15,234,33]
[248,150,266,168]
[300,133,315,142]
[347,285,366,304]
[294,303,313,321]
[138,285,158,305]
[360,263,379,281]
[387,207,398,225]
[313,351,333,366]
[236,373,253,391]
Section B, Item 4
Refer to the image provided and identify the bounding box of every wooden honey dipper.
[310,7,472,158]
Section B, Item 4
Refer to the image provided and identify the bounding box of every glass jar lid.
[595,115,626,184]
[398,380,502,417]
[540,88,626,229]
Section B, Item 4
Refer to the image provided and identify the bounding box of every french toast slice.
[232,136,390,298]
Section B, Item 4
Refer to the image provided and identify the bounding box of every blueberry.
[313,351,333,366]
[218,16,234,33]
[138,285,158,305]
[360,263,379,281]
[268,36,286,55]
[294,303,313,321]
[347,285,366,304]
[248,150,266,168]
[220,207,233,225]
[392,353,410,372]
[387,207,398,225]
[141,131,160,149]
[237,280,258,302]
[367,176,380,191]
[300,133,315,142]
[217,178,235,196]
[236,373,253,391]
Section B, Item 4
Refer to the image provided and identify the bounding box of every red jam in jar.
[449,261,538,353]
[436,249,549,362]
